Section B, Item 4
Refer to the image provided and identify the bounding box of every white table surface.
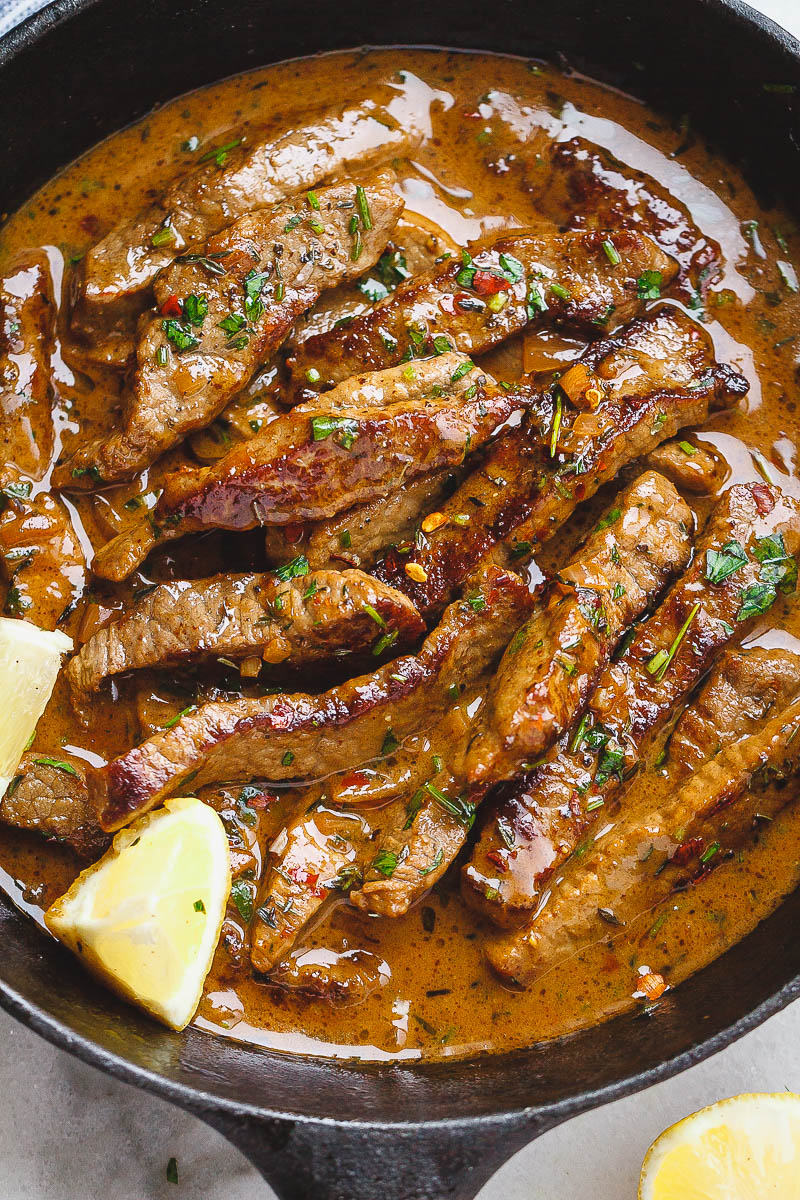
[2,1,799,1196]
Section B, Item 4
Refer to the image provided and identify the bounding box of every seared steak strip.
[57,178,403,487]
[1,756,108,859]
[91,357,521,582]
[286,228,677,403]
[490,651,800,986]
[90,565,534,830]
[73,87,426,355]
[264,468,463,572]
[465,471,693,783]
[375,309,748,617]
[349,473,692,919]
[67,568,424,698]
[1,253,55,480]
[645,437,727,495]
[533,136,721,298]
[251,797,404,973]
[0,471,86,630]
[462,482,800,926]
[667,646,800,780]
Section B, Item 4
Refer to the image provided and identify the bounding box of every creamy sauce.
[1,48,799,1061]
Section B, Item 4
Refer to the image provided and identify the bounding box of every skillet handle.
[204,1110,545,1200]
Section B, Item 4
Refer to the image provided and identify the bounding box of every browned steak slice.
[67,567,424,698]
[0,472,86,630]
[374,308,748,618]
[645,437,728,495]
[286,228,677,403]
[91,357,519,582]
[462,482,800,926]
[72,86,427,357]
[251,797,404,973]
[263,468,463,572]
[465,471,693,783]
[90,565,534,831]
[533,136,721,299]
[268,947,390,1006]
[57,178,403,488]
[1,756,108,859]
[489,652,800,986]
[1,252,55,480]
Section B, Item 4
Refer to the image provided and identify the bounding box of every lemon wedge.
[45,796,231,1030]
[639,1092,800,1199]
[0,616,72,794]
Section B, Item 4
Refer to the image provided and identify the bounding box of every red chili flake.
[752,482,775,515]
[287,866,324,897]
[671,836,704,866]
[472,270,508,296]
[79,214,101,237]
[486,849,508,872]
[339,769,371,790]
[160,295,183,318]
[284,523,305,544]
[248,791,277,809]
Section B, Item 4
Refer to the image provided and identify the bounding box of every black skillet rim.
[0,0,799,1135]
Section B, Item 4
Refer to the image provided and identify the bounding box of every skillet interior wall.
[0,4,799,1196]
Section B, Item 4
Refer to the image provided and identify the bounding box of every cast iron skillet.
[1,2,799,1196]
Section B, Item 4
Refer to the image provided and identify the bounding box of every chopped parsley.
[311,415,360,450]
[636,270,663,300]
[704,539,748,585]
[273,554,309,582]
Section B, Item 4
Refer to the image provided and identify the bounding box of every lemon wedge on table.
[0,616,72,794]
[45,797,232,1031]
[639,1093,800,1199]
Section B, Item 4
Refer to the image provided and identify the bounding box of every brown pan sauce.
[1,49,799,1060]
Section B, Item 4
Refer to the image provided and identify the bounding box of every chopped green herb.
[218,312,246,335]
[373,629,400,656]
[193,899,206,913]
[549,390,563,458]
[161,319,199,353]
[362,602,386,629]
[601,238,621,266]
[636,270,662,300]
[550,282,571,301]
[181,294,208,326]
[230,879,253,923]
[356,185,373,231]
[372,849,398,878]
[282,750,295,767]
[166,1157,179,1185]
[704,539,748,585]
[499,252,525,283]
[700,841,721,864]
[595,507,621,533]
[198,137,242,167]
[678,440,697,455]
[162,706,195,730]
[310,414,360,450]
[306,189,320,210]
[358,276,390,303]
[647,601,701,681]
[273,555,309,583]
[151,225,175,248]
[451,360,475,383]
[33,757,78,777]
[381,729,399,756]
[736,581,777,622]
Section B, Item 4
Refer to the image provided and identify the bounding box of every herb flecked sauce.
[1,49,799,1060]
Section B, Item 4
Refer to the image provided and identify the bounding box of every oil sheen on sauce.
[1,49,799,1062]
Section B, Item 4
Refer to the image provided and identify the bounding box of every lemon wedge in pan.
[0,616,73,795]
[45,796,231,1031]
[639,1092,800,1199]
